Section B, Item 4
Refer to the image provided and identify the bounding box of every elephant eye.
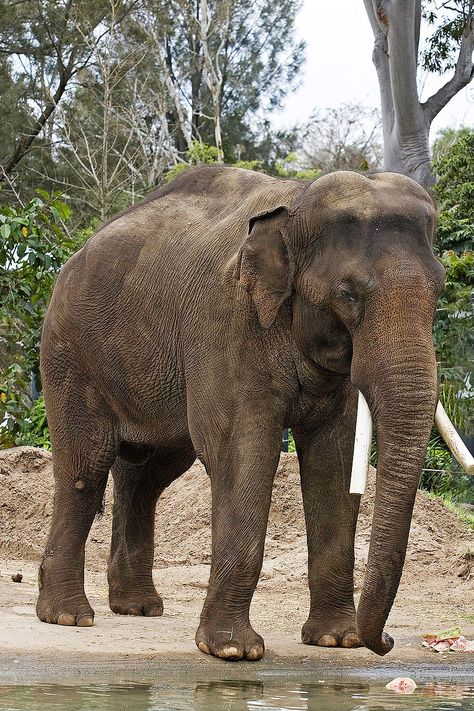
[338,285,356,302]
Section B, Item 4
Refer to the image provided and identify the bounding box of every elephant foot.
[195,620,265,661]
[36,586,95,627]
[302,610,361,649]
[108,579,163,616]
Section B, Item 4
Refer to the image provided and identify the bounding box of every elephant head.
[237,171,444,655]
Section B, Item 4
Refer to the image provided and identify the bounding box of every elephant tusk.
[434,400,474,476]
[350,391,373,495]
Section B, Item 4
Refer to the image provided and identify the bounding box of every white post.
[350,391,373,495]
[434,401,474,475]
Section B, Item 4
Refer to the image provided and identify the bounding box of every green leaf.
[50,206,62,224]
[52,201,71,221]
[0,223,11,240]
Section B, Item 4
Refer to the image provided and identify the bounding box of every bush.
[433,128,474,253]
[14,394,50,449]
[420,130,474,501]
[163,141,221,184]
[0,191,75,447]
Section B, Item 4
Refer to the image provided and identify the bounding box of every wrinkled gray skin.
[37,167,444,659]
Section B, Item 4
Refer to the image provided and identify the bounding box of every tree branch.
[423,11,474,123]
[0,66,73,178]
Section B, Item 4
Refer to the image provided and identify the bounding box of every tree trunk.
[363,0,474,189]
[200,0,230,163]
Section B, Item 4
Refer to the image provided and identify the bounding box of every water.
[0,680,473,711]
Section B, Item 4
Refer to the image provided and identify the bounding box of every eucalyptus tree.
[363,0,474,187]
[52,1,158,221]
[136,0,305,161]
[0,0,140,181]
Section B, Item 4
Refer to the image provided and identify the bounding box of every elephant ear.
[234,206,292,329]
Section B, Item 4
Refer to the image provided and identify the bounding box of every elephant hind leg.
[108,443,195,616]
[37,392,117,627]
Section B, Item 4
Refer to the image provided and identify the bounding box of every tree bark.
[363,0,474,188]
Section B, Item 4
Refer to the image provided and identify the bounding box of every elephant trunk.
[351,312,438,656]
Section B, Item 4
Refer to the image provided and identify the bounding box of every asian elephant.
[37,166,444,659]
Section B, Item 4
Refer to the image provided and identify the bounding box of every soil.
[0,446,473,680]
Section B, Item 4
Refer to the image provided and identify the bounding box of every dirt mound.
[0,447,472,589]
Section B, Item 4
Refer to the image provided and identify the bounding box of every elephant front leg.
[294,386,361,649]
[194,421,282,661]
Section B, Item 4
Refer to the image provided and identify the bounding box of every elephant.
[37,165,444,660]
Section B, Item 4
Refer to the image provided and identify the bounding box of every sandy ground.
[0,447,473,683]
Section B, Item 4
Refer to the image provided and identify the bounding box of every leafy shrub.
[422,130,474,501]
[14,395,50,449]
[433,128,474,253]
[164,141,221,184]
[0,191,75,447]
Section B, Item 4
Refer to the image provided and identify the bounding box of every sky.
[275,0,474,138]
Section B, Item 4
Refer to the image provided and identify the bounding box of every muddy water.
[0,680,473,710]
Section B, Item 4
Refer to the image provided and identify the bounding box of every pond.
[0,680,473,711]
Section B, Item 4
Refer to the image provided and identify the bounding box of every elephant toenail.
[221,646,240,659]
[302,633,312,644]
[341,633,360,648]
[77,615,94,627]
[247,645,263,660]
[197,641,210,655]
[317,635,338,647]
[57,613,75,626]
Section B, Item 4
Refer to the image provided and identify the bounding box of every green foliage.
[430,128,473,482]
[420,130,474,500]
[163,163,192,185]
[0,0,305,217]
[433,128,474,252]
[287,429,296,453]
[14,395,50,449]
[422,2,469,74]
[232,160,264,172]
[421,435,464,497]
[434,250,474,372]
[0,191,75,447]
[164,142,275,185]
[275,153,321,181]
[174,0,305,154]
[163,141,221,184]
[187,142,220,165]
[422,248,474,501]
